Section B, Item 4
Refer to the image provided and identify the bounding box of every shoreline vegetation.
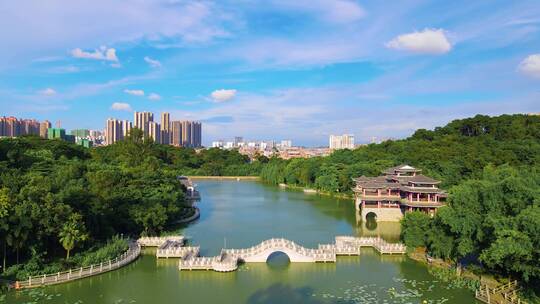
[277,183,353,199]
[1,236,129,283]
[1,114,539,300]
[174,206,200,224]
[189,176,260,180]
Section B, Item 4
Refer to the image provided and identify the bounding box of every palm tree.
[58,213,88,260]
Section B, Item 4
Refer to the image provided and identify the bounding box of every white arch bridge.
[165,236,406,272]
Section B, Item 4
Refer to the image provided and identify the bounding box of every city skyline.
[107,111,202,147]
[1,1,539,146]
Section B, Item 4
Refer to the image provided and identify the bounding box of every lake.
[5,180,478,303]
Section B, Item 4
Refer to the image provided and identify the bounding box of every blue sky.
[1,0,539,146]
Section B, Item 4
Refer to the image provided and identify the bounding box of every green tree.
[0,188,10,272]
[58,213,88,260]
[400,211,431,249]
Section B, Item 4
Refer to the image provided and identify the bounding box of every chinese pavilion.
[353,164,447,221]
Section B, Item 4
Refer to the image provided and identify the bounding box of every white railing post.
[28,276,31,287]
[100,262,103,272]
[42,274,45,284]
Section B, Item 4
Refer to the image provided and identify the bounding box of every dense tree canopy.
[260,114,540,193]
[1,114,539,291]
[0,132,185,277]
[401,166,540,289]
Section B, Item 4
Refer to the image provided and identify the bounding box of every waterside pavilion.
[353,164,447,221]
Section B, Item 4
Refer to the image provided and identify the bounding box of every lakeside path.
[175,207,201,224]
[13,242,141,289]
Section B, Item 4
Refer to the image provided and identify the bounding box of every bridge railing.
[138,236,184,247]
[15,242,141,289]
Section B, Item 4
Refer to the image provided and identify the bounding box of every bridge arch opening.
[365,212,378,230]
[266,251,290,270]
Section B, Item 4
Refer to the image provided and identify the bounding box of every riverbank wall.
[175,207,200,224]
[278,183,353,199]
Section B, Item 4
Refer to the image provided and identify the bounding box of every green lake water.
[5,180,478,303]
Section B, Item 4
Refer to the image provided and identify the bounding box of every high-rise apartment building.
[0,118,5,137]
[171,120,202,147]
[0,117,15,137]
[181,121,192,147]
[329,134,355,150]
[105,112,201,147]
[148,121,161,144]
[40,120,52,138]
[171,121,182,146]
[160,112,171,144]
[0,116,41,137]
[121,120,132,138]
[133,111,154,137]
[47,128,66,140]
[192,121,202,147]
[106,118,124,145]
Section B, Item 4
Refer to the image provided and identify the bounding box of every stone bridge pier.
[360,207,403,222]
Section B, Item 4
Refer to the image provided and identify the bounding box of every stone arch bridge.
[173,236,406,272]
[223,238,334,263]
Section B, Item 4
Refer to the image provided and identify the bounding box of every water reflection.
[354,211,401,243]
[247,283,322,304]
[266,251,291,271]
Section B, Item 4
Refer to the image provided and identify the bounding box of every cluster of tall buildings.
[329,134,355,150]
[0,116,51,138]
[0,116,97,148]
[106,111,202,147]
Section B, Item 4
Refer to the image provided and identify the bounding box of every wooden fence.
[476,280,528,304]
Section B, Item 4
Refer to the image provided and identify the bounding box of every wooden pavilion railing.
[476,280,528,304]
[14,242,141,289]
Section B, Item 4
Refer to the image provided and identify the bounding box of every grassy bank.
[408,248,539,303]
[1,236,128,282]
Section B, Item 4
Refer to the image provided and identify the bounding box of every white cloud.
[144,56,162,68]
[48,65,80,73]
[111,102,132,111]
[148,93,161,101]
[386,28,452,54]
[38,88,57,96]
[71,46,119,62]
[271,0,365,24]
[519,54,540,78]
[220,37,367,68]
[124,89,145,96]
[211,89,237,102]
[0,1,229,68]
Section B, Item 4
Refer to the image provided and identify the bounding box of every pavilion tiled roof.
[400,186,446,194]
[382,164,422,175]
[353,176,400,189]
[406,174,440,184]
